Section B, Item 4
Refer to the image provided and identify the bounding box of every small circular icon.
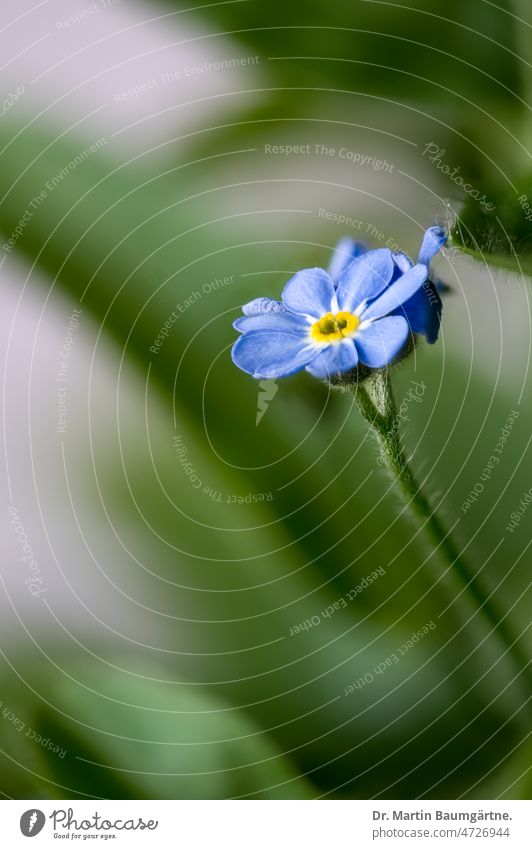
[20,810,46,837]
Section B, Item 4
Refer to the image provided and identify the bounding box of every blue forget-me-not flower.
[232,226,447,381]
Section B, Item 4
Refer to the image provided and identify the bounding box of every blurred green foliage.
[170,0,527,180]
[0,657,315,799]
[184,0,522,104]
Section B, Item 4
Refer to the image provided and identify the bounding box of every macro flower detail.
[232,226,447,381]
[326,225,447,343]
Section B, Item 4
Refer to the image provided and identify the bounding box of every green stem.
[353,370,531,694]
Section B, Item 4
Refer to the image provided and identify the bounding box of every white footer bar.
[2,799,530,847]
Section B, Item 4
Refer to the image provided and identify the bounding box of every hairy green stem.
[353,370,531,694]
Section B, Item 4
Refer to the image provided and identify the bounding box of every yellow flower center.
[311,311,360,343]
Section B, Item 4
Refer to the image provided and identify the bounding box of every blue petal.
[392,251,413,275]
[281,268,335,318]
[355,316,410,368]
[242,297,287,315]
[233,312,309,334]
[361,263,428,321]
[336,248,394,313]
[396,281,442,344]
[305,339,358,379]
[231,332,315,379]
[418,226,447,266]
[328,237,368,283]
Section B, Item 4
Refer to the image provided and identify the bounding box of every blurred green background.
[0,0,530,800]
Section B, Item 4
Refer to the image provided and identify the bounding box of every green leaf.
[0,657,316,799]
[449,176,532,275]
